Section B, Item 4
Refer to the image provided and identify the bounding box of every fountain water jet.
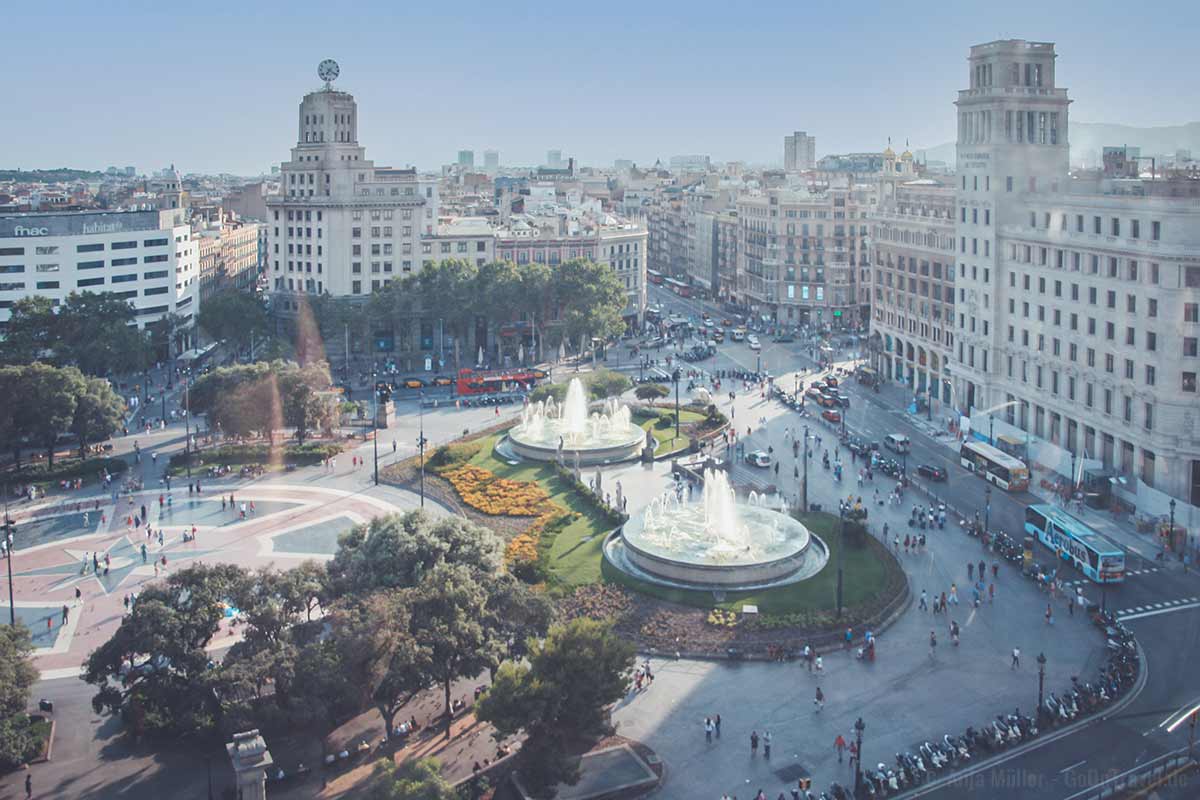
[506,377,644,464]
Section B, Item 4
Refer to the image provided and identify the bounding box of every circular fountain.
[506,377,645,465]
[604,469,829,590]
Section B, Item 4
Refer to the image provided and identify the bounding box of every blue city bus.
[1024,504,1125,584]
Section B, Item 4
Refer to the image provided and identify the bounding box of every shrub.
[427,440,484,471]
[586,367,631,400]
[529,383,567,405]
[5,456,128,484]
[167,442,342,471]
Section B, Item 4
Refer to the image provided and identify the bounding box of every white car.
[747,336,761,351]
[744,449,772,467]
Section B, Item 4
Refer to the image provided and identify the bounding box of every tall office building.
[546,150,563,168]
[265,62,438,307]
[483,150,500,172]
[784,131,816,172]
[457,150,475,169]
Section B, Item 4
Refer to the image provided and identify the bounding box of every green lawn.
[469,437,897,619]
[602,513,894,616]
[470,437,612,587]
[636,408,704,457]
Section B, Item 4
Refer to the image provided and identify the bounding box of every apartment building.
[868,147,957,409]
[784,131,817,172]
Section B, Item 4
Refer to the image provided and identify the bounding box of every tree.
[196,290,269,354]
[56,292,146,375]
[410,563,505,740]
[476,619,634,794]
[16,362,82,466]
[485,574,554,676]
[0,625,39,770]
[277,361,334,443]
[83,563,249,737]
[70,374,125,458]
[586,367,631,400]
[365,758,456,800]
[0,366,23,466]
[555,259,628,344]
[329,590,425,740]
[0,296,57,366]
[275,561,327,622]
[635,383,670,406]
[326,511,502,598]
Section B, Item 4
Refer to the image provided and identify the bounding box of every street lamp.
[927,380,934,422]
[183,370,192,480]
[836,501,845,617]
[853,717,865,797]
[984,484,992,538]
[3,482,14,626]
[418,391,427,508]
[672,369,681,439]
[1037,652,1047,720]
[802,425,810,513]
[1166,498,1177,561]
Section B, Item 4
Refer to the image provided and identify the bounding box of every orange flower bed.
[439,463,564,569]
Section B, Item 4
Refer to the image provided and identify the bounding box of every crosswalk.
[1117,596,1200,622]
[1060,567,1160,589]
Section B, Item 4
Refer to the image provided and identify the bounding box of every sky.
[2,0,1197,176]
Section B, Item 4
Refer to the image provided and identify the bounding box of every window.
[1152,221,1161,240]
[1145,403,1154,431]
[143,238,169,247]
[76,243,104,253]
[76,277,104,287]
[35,281,59,289]
[143,270,169,280]
[1187,304,1200,323]
[1124,359,1134,380]
[1185,338,1199,357]
[1148,298,1157,318]
[76,260,103,270]
[1184,373,1197,393]
[1147,332,1157,351]
[1146,365,1156,386]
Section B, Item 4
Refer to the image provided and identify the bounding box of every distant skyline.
[3,0,1197,175]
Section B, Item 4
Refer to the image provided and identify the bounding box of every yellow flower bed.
[706,609,739,628]
[439,463,563,570]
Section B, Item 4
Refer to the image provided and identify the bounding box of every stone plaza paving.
[0,387,1107,798]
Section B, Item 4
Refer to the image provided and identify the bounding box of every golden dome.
[901,149,913,160]
[883,146,895,158]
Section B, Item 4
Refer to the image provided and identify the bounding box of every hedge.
[4,456,129,484]
[168,442,343,470]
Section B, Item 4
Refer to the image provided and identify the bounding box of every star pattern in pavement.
[15,534,219,595]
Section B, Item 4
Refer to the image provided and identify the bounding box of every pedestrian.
[123,594,130,612]
[705,717,713,742]
[26,772,31,799]
[715,713,721,736]
[834,733,846,763]
[750,730,759,755]
[979,560,986,582]
[989,582,995,604]
[1011,647,1021,669]
[950,620,960,646]
[763,730,772,758]
[992,561,999,579]
[1068,592,1074,616]
[141,543,147,563]
[814,686,824,712]
[849,741,859,771]
[949,583,959,604]
[968,561,974,581]
[919,589,927,611]
[844,628,853,650]
[1045,603,1053,625]
[929,630,938,659]
[61,604,69,624]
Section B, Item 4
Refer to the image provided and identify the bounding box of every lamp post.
[802,425,810,513]
[183,371,192,480]
[836,500,845,617]
[1037,652,1047,720]
[3,482,14,626]
[1167,498,1177,560]
[371,364,379,486]
[672,369,681,439]
[984,484,992,538]
[989,414,995,447]
[927,379,934,422]
[418,392,427,507]
[854,717,865,797]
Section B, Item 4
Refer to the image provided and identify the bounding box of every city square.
[2,9,1200,800]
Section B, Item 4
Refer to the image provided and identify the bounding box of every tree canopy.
[196,290,269,353]
[187,360,334,442]
[0,625,40,770]
[0,291,149,375]
[365,758,457,800]
[476,619,634,794]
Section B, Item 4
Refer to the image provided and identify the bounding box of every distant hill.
[0,168,106,182]
[914,121,1200,169]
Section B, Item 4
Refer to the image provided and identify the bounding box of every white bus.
[960,440,1030,491]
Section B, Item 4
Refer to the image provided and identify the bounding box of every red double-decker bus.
[455,367,547,396]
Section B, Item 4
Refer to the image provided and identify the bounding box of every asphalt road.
[648,284,1200,798]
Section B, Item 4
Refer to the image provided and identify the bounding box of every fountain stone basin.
[507,377,645,465]
[605,470,829,591]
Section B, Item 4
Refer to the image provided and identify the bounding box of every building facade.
[265,67,438,308]
[947,39,1200,505]
[0,208,199,331]
[868,148,957,407]
[784,131,817,172]
[736,185,872,327]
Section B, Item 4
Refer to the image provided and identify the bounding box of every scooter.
[946,733,970,761]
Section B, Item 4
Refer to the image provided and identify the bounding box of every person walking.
[1045,603,1054,625]
[989,582,995,604]
[1011,647,1021,669]
[835,733,846,763]
[750,730,759,756]
[968,561,974,581]
[814,687,825,712]
[978,560,986,582]
[949,583,959,605]
[950,620,960,646]
[61,605,69,625]
[25,772,32,799]
[763,730,772,758]
[919,589,928,611]
[715,713,721,737]
[1068,591,1075,616]
[705,717,713,742]
[992,561,1000,579]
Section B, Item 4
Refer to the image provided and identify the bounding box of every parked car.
[774,333,795,343]
[821,409,842,424]
[917,464,948,481]
[805,387,822,400]
[744,450,772,468]
[824,376,839,388]
[884,433,911,453]
[402,378,426,389]
[432,376,453,386]
[835,392,851,407]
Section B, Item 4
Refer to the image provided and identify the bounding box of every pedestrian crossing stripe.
[1116,597,1200,616]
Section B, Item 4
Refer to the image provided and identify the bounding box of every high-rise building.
[784,131,816,172]
[483,150,500,172]
[457,150,475,168]
[265,61,438,308]
[944,39,1200,505]
[669,155,711,173]
[546,150,563,168]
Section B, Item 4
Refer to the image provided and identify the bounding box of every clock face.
[318,59,340,83]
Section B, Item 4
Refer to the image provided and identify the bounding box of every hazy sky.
[3,0,1196,175]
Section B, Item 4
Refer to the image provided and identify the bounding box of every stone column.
[227,729,273,800]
